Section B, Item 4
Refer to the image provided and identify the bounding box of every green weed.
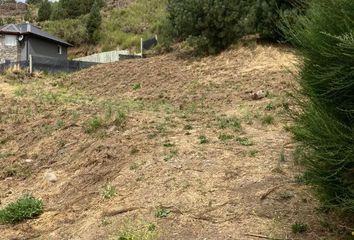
[279,191,293,200]
[292,222,308,234]
[164,149,178,162]
[130,147,139,155]
[199,135,209,144]
[116,221,158,240]
[155,207,170,218]
[261,115,274,125]
[218,133,234,142]
[83,117,103,133]
[236,137,254,146]
[218,116,241,131]
[0,194,43,224]
[132,83,141,90]
[101,183,117,199]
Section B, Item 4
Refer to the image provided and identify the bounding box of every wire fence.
[0,56,98,73]
[31,56,97,73]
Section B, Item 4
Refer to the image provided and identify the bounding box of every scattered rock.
[251,90,267,100]
[44,171,58,183]
[107,126,117,133]
[24,159,34,163]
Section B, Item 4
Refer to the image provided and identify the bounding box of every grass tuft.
[0,194,43,224]
[292,222,308,234]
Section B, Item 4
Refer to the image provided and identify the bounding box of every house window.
[4,35,17,46]
[58,45,62,55]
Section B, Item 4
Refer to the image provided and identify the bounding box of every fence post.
[29,54,33,74]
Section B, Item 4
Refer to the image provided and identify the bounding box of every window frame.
[58,45,62,55]
[4,35,17,46]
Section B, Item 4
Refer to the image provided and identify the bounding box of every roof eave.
[0,31,73,47]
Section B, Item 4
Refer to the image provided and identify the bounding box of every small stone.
[251,90,267,100]
[107,126,117,132]
[44,171,58,183]
[24,159,34,163]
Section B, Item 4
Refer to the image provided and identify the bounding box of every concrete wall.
[74,50,138,63]
[27,36,68,60]
[0,35,21,63]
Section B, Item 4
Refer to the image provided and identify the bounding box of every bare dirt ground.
[0,45,351,240]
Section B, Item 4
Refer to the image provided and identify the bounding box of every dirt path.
[0,45,345,240]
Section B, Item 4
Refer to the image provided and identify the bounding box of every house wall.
[0,35,21,63]
[27,36,68,60]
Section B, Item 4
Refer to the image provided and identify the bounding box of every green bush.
[250,0,305,41]
[166,0,249,55]
[162,0,305,54]
[0,194,43,224]
[286,0,354,213]
[42,16,89,45]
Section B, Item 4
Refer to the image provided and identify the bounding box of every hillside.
[0,45,347,239]
[0,2,27,21]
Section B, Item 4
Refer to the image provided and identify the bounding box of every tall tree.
[37,0,52,22]
[86,0,102,43]
[26,0,42,5]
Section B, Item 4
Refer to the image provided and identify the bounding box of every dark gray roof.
[0,23,72,46]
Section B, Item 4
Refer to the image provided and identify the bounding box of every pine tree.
[86,0,102,43]
[37,0,52,22]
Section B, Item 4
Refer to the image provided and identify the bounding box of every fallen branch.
[243,233,289,240]
[260,185,282,200]
[102,207,140,217]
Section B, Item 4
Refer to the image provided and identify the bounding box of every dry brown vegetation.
[0,45,349,239]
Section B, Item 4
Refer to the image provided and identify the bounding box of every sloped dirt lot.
[0,45,349,240]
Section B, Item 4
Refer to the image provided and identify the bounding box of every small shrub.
[261,115,274,125]
[218,116,241,131]
[279,191,293,200]
[55,119,65,129]
[236,137,254,146]
[218,133,234,142]
[155,207,170,218]
[292,222,308,234]
[163,142,175,148]
[130,147,139,155]
[132,83,141,90]
[113,111,127,127]
[265,103,275,111]
[0,194,43,224]
[199,135,209,144]
[249,150,258,157]
[101,183,117,199]
[83,117,103,133]
[164,149,178,162]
